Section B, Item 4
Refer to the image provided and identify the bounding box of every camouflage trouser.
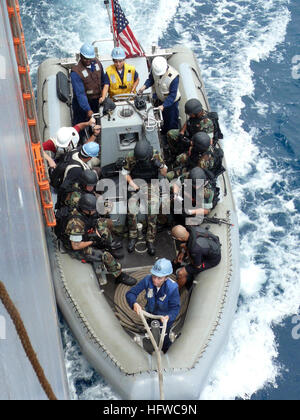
[76,247,122,278]
[82,218,121,278]
[127,183,160,243]
[167,129,181,153]
[96,218,113,245]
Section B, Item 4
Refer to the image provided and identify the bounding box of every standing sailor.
[71,43,105,124]
[122,140,167,255]
[138,56,181,134]
[100,47,139,101]
[126,258,180,352]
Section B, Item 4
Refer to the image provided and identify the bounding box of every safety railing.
[6,0,56,227]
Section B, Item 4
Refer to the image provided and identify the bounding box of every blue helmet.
[111,47,126,60]
[80,43,95,59]
[81,142,99,158]
[151,258,173,277]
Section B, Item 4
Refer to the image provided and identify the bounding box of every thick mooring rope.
[139,309,167,401]
[0,281,57,400]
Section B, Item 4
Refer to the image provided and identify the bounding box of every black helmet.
[189,167,207,182]
[79,169,98,187]
[185,98,203,115]
[134,140,153,161]
[192,132,210,153]
[78,193,97,212]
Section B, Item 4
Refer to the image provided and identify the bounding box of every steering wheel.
[112,93,136,101]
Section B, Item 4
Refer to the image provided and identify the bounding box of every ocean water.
[19,0,300,400]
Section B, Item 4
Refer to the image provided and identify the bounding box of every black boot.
[147,241,155,256]
[127,237,138,253]
[115,272,137,286]
[110,238,123,250]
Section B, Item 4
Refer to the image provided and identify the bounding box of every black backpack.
[206,111,223,145]
[203,169,220,209]
[195,226,221,258]
[49,149,80,190]
[54,206,72,241]
[211,146,225,177]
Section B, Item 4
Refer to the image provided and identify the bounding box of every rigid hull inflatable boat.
[38,39,240,398]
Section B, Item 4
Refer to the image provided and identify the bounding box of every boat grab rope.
[0,281,57,400]
[138,310,167,401]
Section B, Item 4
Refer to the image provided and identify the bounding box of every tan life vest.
[152,65,181,103]
[106,63,136,97]
[71,58,103,100]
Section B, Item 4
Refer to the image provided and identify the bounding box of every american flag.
[111,0,144,58]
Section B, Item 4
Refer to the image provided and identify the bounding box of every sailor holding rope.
[126,258,180,352]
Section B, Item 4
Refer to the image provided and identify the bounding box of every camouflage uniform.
[63,185,113,224]
[123,150,164,243]
[64,209,121,277]
[167,145,215,181]
[167,115,214,154]
[63,182,82,209]
[174,173,215,214]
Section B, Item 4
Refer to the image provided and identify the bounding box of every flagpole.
[103,0,117,46]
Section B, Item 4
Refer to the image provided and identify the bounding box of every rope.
[114,269,189,333]
[0,281,57,400]
[138,309,167,401]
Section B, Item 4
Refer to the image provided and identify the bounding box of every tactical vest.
[72,59,103,100]
[152,65,181,103]
[63,152,90,181]
[106,63,136,97]
[130,158,159,183]
[186,115,212,137]
[187,148,213,170]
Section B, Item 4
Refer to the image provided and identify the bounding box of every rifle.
[202,216,234,227]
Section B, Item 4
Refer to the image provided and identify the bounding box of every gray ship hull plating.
[0,2,69,400]
[38,45,240,400]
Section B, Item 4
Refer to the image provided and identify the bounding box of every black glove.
[87,233,106,248]
[178,133,184,142]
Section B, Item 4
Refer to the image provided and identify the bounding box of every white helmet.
[152,56,168,76]
[56,127,80,149]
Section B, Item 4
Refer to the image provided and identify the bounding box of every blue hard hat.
[151,258,173,277]
[81,142,99,158]
[80,43,95,59]
[111,47,126,60]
